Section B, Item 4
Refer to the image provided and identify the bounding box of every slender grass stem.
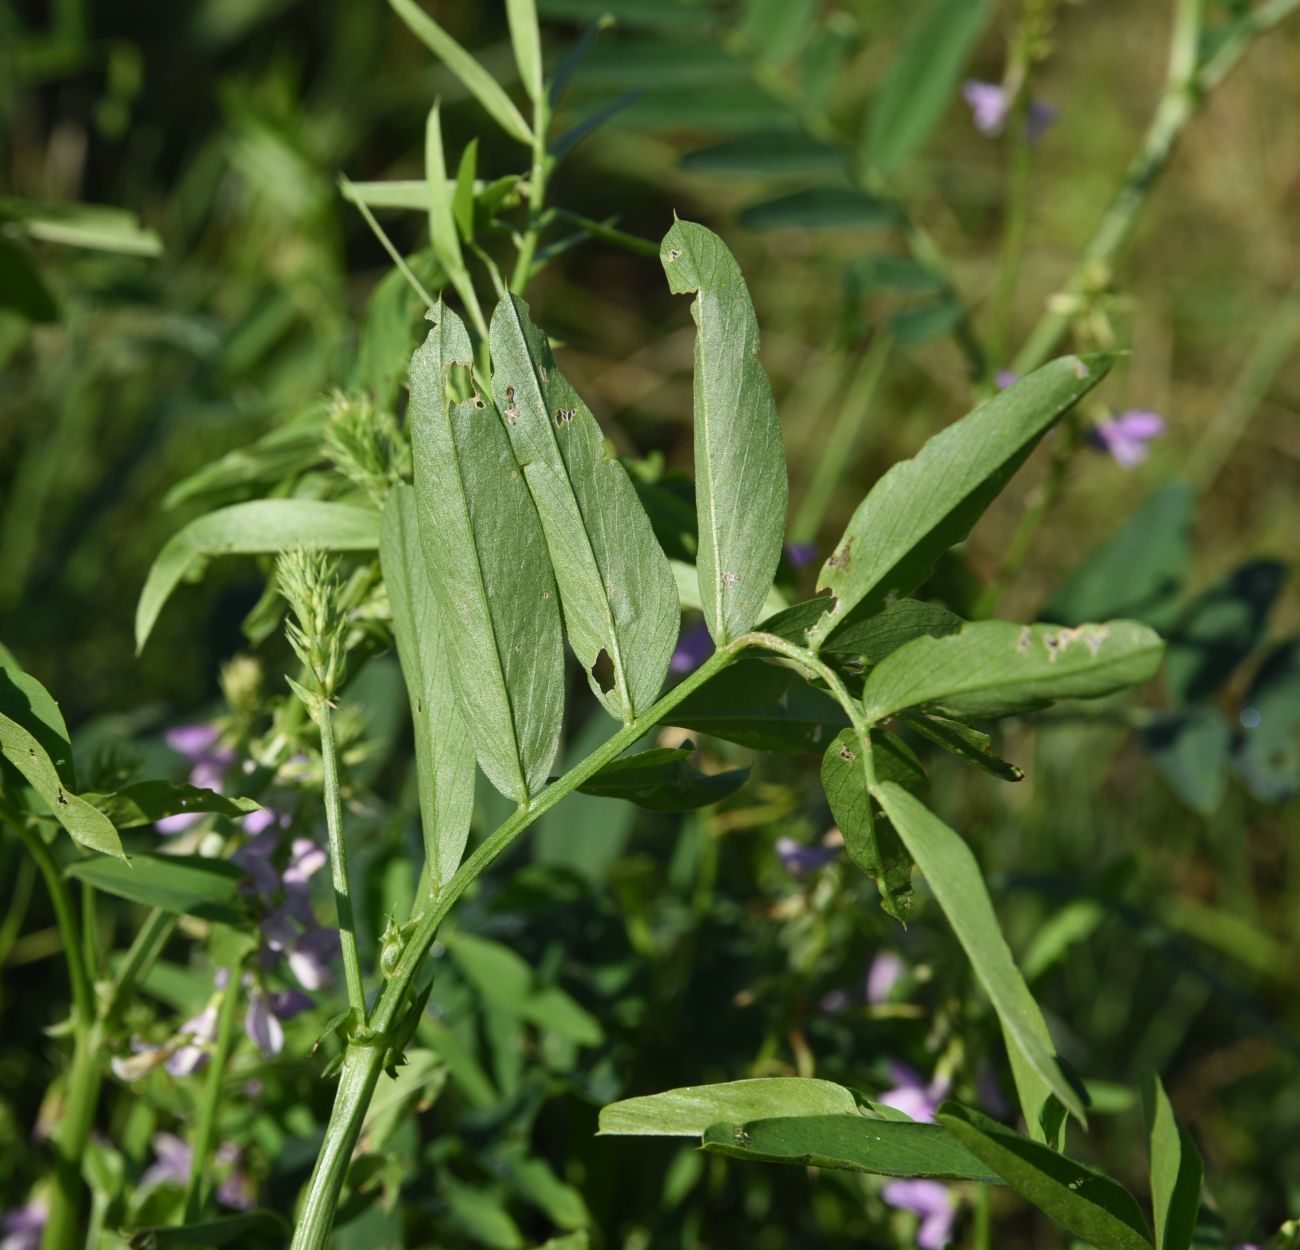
[510,92,551,293]
[319,705,367,1024]
[183,970,243,1221]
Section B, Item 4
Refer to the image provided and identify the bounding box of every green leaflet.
[135,500,380,652]
[65,853,248,924]
[505,0,543,103]
[1,712,124,859]
[807,356,1111,651]
[762,596,962,664]
[408,301,565,803]
[737,187,898,232]
[860,619,1165,722]
[81,782,260,829]
[876,783,1085,1135]
[1141,1073,1203,1250]
[599,1078,860,1136]
[938,1103,1154,1250]
[380,486,476,886]
[489,294,679,721]
[863,0,993,177]
[820,728,920,920]
[700,1115,1002,1183]
[902,712,1024,783]
[0,643,75,788]
[577,745,748,811]
[661,220,788,646]
[388,0,533,146]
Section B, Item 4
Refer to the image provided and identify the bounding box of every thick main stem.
[290,640,747,1248]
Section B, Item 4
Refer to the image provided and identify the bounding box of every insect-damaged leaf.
[861,619,1164,722]
[877,783,1086,1137]
[661,220,787,646]
[806,356,1110,651]
[489,294,679,721]
[409,300,564,803]
[381,486,476,885]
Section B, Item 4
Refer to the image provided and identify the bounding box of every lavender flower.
[775,836,840,875]
[165,1002,219,1076]
[245,985,313,1057]
[1,1199,47,1250]
[1089,410,1165,468]
[670,619,714,675]
[866,951,906,1005]
[141,1132,193,1188]
[784,541,819,570]
[962,80,1056,143]
[157,722,236,834]
[882,1178,956,1250]
[994,369,1020,390]
[879,1063,949,1124]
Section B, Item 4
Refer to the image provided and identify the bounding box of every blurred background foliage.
[1,0,1298,1247]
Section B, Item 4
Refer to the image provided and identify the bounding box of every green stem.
[183,970,244,1221]
[290,639,749,1249]
[992,89,1033,368]
[790,333,893,544]
[103,908,177,1028]
[510,91,551,292]
[319,705,367,1025]
[1011,0,1300,372]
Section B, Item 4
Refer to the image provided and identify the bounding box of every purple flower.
[2,1199,47,1250]
[775,836,840,875]
[866,951,906,1005]
[994,369,1020,390]
[962,80,1056,143]
[215,1145,256,1211]
[879,1063,949,1124]
[784,542,819,570]
[1089,410,1165,468]
[670,619,715,675]
[286,927,339,992]
[882,1179,956,1250]
[157,722,236,834]
[245,985,315,1057]
[142,1132,192,1188]
[165,1002,219,1076]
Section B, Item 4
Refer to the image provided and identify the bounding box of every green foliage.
[578,746,748,811]
[64,855,249,925]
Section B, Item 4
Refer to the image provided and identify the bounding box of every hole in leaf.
[590,649,616,695]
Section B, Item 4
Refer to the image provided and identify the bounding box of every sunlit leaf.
[600,1078,859,1136]
[1141,1072,1203,1250]
[81,782,260,829]
[65,853,248,923]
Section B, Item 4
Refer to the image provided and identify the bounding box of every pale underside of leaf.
[408,301,564,803]
[807,356,1111,651]
[381,485,476,886]
[599,1078,860,1137]
[489,294,678,721]
[661,219,787,646]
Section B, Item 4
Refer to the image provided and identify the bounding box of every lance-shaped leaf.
[860,619,1164,722]
[701,1115,1002,1183]
[135,500,380,652]
[902,712,1024,782]
[489,294,679,720]
[0,645,75,788]
[65,854,248,924]
[1140,1072,1203,1250]
[600,1078,860,1136]
[820,728,921,921]
[380,486,476,885]
[807,356,1110,651]
[578,745,748,811]
[661,220,788,645]
[877,783,1086,1135]
[1,712,125,859]
[408,301,564,803]
[937,1103,1154,1250]
[80,782,261,829]
[668,659,848,753]
[763,597,963,665]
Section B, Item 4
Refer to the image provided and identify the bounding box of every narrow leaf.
[861,619,1164,722]
[864,0,993,177]
[81,782,260,829]
[902,712,1024,783]
[453,139,479,242]
[505,0,544,102]
[600,1078,859,1136]
[762,597,962,665]
[877,783,1086,1132]
[489,294,679,720]
[938,1103,1154,1250]
[65,854,247,923]
[380,486,476,885]
[0,645,75,788]
[680,132,844,176]
[126,1211,290,1249]
[388,0,533,146]
[408,300,565,802]
[1141,1073,1203,1250]
[135,500,379,652]
[578,745,748,811]
[738,187,898,232]
[1,713,124,859]
[701,1115,1002,1183]
[807,356,1111,650]
[425,102,465,277]
[661,219,787,645]
[669,659,848,753]
[820,728,919,920]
